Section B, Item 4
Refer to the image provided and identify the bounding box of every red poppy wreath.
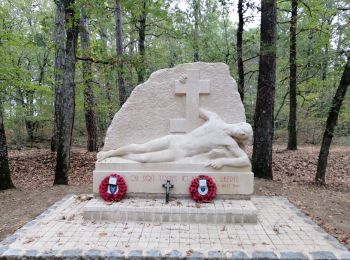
[99,174,127,202]
[189,175,217,203]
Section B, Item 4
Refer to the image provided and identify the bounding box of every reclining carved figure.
[97,108,253,169]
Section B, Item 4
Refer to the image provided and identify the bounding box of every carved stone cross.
[170,69,210,133]
[162,180,174,204]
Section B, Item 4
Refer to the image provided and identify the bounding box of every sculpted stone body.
[93,63,255,196]
[97,108,252,169]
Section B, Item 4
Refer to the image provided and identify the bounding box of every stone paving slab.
[83,197,257,224]
[0,195,349,259]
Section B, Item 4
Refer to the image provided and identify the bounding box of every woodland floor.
[0,145,349,250]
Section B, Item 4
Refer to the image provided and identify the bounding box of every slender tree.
[320,17,334,81]
[98,25,114,122]
[252,0,277,179]
[51,0,66,152]
[287,0,298,150]
[193,0,200,62]
[137,0,147,84]
[54,0,79,185]
[237,0,245,101]
[16,89,36,141]
[80,7,98,151]
[115,0,127,106]
[316,54,350,184]
[0,101,14,190]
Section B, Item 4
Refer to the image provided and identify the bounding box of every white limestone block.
[103,62,245,151]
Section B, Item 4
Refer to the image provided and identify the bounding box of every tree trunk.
[25,90,35,141]
[237,0,244,101]
[321,18,334,80]
[0,101,15,190]
[25,119,36,141]
[16,89,36,141]
[305,31,313,78]
[98,25,114,122]
[193,0,200,62]
[80,7,98,152]
[252,0,277,179]
[321,43,329,81]
[316,54,350,184]
[137,0,147,84]
[105,82,114,121]
[51,0,66,152]
[54,0,79,185]
[287,0,298,150]
[115,0,127,107]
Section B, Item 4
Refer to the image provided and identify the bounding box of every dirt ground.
[0,145,349,249]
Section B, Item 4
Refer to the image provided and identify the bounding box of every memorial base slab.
[83,197,258,224]
[2,195,349,260]
[93,159,254,197]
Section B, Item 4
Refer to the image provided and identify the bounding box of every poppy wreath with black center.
[189,175,217,203]
[99,174,127,202]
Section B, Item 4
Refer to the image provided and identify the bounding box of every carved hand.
[206,159,224,169]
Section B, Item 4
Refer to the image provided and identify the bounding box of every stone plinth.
[83,197,257,224]
[93,158,253,197]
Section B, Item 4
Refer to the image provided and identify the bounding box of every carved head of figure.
[225,122,253,146]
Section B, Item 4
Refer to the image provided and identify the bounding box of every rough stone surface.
[230,250,250,259]
[208,250,223,259]
[103,62,245,151]
[24,249,38,257]
[280,251,308,259]
[310,251,337,260]
[187,251,204,259]
[128,249,143,259]
[145,249,161,259]
[166,250,183,259]
[38,249,60,259]
[105,250,124,260]
[252,251,278,259]
[0,246,8,256]
[2,248,22,257]
[341,252,350,260]
[62,249,83,259]
[84,249,102,259]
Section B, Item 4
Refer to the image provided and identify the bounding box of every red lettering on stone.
[143,175,152,182]
[130,175,139,182]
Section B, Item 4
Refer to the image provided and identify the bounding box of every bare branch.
[76,56,114,65]
[299,0,312,16]
[244,69,258,76]
[243,54,259,63]
[274,90,289,121]
[337,7,350,11]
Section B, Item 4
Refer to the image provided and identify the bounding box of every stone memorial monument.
[3,63,350,260]
[85,62,257,223]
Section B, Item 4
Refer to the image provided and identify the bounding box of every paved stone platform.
[83,197,257,224]
[1,195,349,259]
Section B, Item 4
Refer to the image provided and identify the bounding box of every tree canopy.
[0,0,349,187]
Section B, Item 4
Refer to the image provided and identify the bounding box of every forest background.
[1,0,350,248]
[1,0,349,150]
